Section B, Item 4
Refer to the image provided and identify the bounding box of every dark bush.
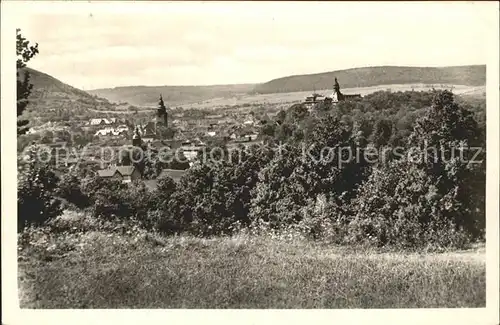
[18,161,62,231]
[57,166,91,209]
[163,145,275,236]
[347,91,485,248]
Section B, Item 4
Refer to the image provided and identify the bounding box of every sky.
[14,1,494,90]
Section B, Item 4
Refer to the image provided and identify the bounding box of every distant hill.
[22,64,486,124]
[19,68,130,126]
[253,65,486,94]
[21,67,97,100]
[87,84,256,107]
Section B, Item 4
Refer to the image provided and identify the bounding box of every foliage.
[56,166,91,209]
[162,145,276,235]
[18,154,62,231]
[80,175,131,220]
[143,175,178,231]
[250,113,370,229]
[370,118,393,148]
[347,91,485,248]
[17,29,39,135]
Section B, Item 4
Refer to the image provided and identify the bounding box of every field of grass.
[82,83,486,113]
[177,83,485,110]
[18,230,485,308]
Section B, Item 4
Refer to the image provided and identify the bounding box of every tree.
[370,118,393,148]
[18,146,61,231]
[249,144,305,228]
[17,29,39,135]
[250,114,370,229]
[164,144,275,235]
[159,149,190,170]
[143,175,178,231]
[288,103,309,122]
[302,114,369,198]
[408,90,485,237]
[57,166,91,209]
[40,130,54,144]
[348,91,485,248]
[260,122,276,139]
[153,175,177,208]
[80,174,132,220]
[275,110,287,125]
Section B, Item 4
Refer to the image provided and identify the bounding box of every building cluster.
[303,77,362,110]
[94,125,129,136]
[34,79,363,187]
[97,126,188,186]
[95,95,263,186]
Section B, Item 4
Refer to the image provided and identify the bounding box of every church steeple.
[157,94,168,127]
[132,126,142,147]
[332,77,344,102]
[334,77,340,93]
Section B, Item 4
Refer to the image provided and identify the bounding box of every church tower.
[132,126,142,147]
[155,94,168,138]
[157,95,168,127]
[331,77,344,102]
[334,77,340,94]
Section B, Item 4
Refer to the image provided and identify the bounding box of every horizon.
[87,64,489,91]
[15,2,491,90]
[28,63,487,92]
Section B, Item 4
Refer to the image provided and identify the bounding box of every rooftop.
[97,165,139,178]
[97,168,118,178]
[158,168,187,183]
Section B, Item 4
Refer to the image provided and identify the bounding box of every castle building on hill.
[331,77,363,101]
[303,77,362,110]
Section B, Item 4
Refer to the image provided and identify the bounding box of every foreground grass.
[18,231,485,308]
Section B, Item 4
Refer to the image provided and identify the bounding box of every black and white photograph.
[2,1,499,323]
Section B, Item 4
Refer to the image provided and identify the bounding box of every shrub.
[298,194,332,240]
[249,144,305,228]
[18,161,62,231]
[80,175,131,220]
[162,145,275,236]
[347,91,485,249]
[250,115,369,229]
[57,166,91,209]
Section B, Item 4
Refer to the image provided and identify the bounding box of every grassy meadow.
[178,83,485,110]
[18,226,485,309]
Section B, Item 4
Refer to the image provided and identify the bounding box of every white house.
[94,126,128,136]
[183,150,199,161]
[116,124,129,132]
[89,118,117,126]
[94,129,111,136]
